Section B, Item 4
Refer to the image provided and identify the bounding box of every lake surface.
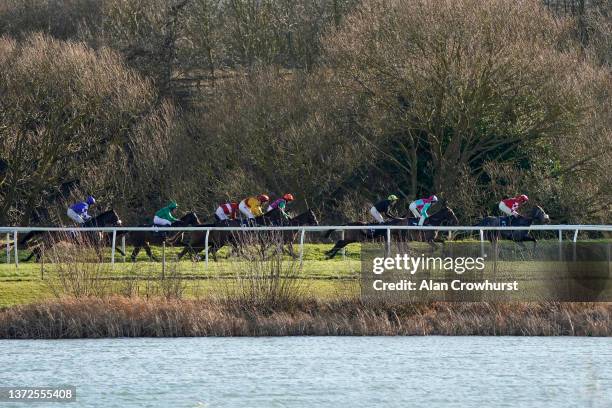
[0,337,610,407]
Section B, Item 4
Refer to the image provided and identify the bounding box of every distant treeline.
[0,0,610,225]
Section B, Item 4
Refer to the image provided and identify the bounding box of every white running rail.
[1,225,611,267]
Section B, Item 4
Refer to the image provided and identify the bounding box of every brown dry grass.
[0,296,609,338]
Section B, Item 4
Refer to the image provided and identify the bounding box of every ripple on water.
[0,337,610,408]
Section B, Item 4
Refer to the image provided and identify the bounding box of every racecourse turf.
[0,241,610,307]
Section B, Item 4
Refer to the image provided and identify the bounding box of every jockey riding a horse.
[370,194,400,223]
[154,201,179,226]
[266,193,295,220]
[67,196,96,225]
[499,194,529,218]
[409,195,438,226]
[239,194,269,222]
[215,201,239,222]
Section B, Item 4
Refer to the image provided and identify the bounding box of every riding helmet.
[519,194,529,202]
[86,196,96,205]
[283,193,294,201]
[388,194,398,201]
[258,194,270,202]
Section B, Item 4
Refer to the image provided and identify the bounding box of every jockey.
[239,194,269,220]
[267,193,294,219]
[499,194,528,217]
[409,195,438,226]
[154,201,178,226]
[370,195,399,223]
[67,196,95,224]
[215,201,239,221]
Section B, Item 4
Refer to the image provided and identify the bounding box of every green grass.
[0,241,609,307]
[0,243,364,307]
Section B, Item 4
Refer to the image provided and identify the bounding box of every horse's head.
[106,210,122,226]
[304,208,319,226]
[181,211,200,226]
[531,205,550,224]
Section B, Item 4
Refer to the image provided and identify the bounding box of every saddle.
[240,219,257,227]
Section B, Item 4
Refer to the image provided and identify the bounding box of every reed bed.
[0,297,610,338]
[2,231,609,338]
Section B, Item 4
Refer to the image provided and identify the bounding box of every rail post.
[161,240,166,280]
[13,230,18,268]
[121,235,126,262]
[386,227,391,255]
[557,229,564,261]
[341,230,346,260]
[204,229,210,267]
[40,247,44,280]
[573,230,578,243]
[111,229,117,265]
[479,229,485,258]
[299,228,306,265]
[5,233,9,264]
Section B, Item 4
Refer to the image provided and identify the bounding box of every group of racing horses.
[11,203,551,263]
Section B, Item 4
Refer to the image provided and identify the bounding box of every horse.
[475,205,550,246]
[261,208,319,258]
[175,210,280,262]
[128,211,200,262]
[324,205,459,259]
[394,205,459,243]
[177,208,319,261]
[17,209,123,262]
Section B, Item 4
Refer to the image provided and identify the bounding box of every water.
[0,337,610,407]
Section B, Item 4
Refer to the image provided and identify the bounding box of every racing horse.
[129,211,200,262]
[324,205,459,259]
[475,205,550,247]
[177,208,319,261]
[17,209,123,262]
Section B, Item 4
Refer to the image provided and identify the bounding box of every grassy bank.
[1,240,609,307]
[0,240,609,338]
[0,297,610,338]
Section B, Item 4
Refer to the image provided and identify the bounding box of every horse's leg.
[202,244,220,262]
[517,236,537,253]
[116,245,126,257]
[427,231,440,247]
[144,243,158,262]
[177,245,191,261]
[94,244,104,262]
[326,240,351,259]
[131,246,141,262]
[325,241,341,258]
[285,241,298,259]
[24,248,37,262]
[523,234,537,250]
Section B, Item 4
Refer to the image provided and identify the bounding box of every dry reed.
[0,297,609,339]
